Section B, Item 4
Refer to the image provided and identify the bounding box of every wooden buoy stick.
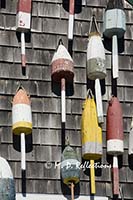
[113,156,119,195]
[71,182,75,200]
[61,78,66,123]
[21,32,26,68]
[21,133,26,171]
[95,79,104,124]
[112,35,118,79]
[90,160,95,194]
[68,0,75,40]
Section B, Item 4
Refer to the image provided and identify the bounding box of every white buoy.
[87,16,106,124]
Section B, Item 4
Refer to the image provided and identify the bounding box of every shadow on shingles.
[100,79,106,96]
[103,35,124,54]
[0,0,6,8]
[61,179,80,200]
[106,154,123,169]
[111,75,117,97]
[128,155,133,170]
[62,0,82,14]
[16,31,31,43]
[87,78,95,95]
[68,40,73,57]
[22,169,26,197]
[87,78,106,96]
[61,123,66,152]
[82,158,102,177]
[13,133,33,153]
[51,79,74,97]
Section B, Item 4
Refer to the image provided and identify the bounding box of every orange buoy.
[12,88,32,135]
[107,96,124,195]
[12,86,32,172]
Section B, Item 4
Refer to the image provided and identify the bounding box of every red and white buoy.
[16,0,32,68]
[107,96,124,195]
[51,40,74,123]
[12,87,32,172]
[68,0,75,40]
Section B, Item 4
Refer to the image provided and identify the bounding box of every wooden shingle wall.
[0,0,133,199]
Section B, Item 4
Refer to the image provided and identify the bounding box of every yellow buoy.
[81,89,102,194]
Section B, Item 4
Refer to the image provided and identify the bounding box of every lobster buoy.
[12,86,32,173]
[12,87,32,135]
[16,0,32,68]
[51,39,74,123]
[61,141,80,200]
[128,118,133,155]
[16,0,32,32]
[0,157,15,199]
[81,89,102,194]
[87,15,106,124]
[87,15,106,80]
[87,35,106,80]
[107,96,124,195]
[103,0,126,78]
[107,96,123,155]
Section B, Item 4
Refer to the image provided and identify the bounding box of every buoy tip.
[58,39,64,46]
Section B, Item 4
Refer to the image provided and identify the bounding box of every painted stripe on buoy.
[107,139,123,155]
[12,104,32,124]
